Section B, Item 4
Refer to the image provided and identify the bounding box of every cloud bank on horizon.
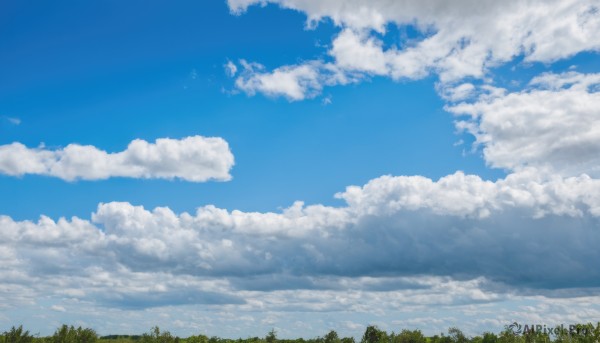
[3,168,600,335]
[2,0,600,338]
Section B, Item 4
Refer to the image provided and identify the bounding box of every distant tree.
[430,333,452,343]
[522,329,549,343]
[361,326,388,343]
[323,331,340,343]
[3,326,34,343]
[481,333,497,343]
[141,327,176,343]
[52,325,97,343]
[76,327,97,343]
[553,326,572,343]
[497,329,524,343]
[53,325,75,343]
[187,335,209,343]
[567,324,597,343]
[392,330,425,343]
[446,328,467,343]
[265,330,277,343]
[340,338,355,343]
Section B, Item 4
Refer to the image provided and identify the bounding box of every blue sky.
[1,0,600,339]
[0,0,504,220]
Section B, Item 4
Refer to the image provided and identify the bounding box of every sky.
[1,0,600,338]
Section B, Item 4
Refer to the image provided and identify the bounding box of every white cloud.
[235,61,322,100]
[228,0,600,99]
[0,135,235,182]
[437,83,476,102]
[225,61,238,77]
[50,305,66,312]
[341,168,600,218]
[529,71,600,91]
[3,167,600,296]
[449,72,600,177]
[3,167,600,334]
[1,0,599,334]
[3,116,21,125]
[234,60,356,101]
[330,30,388,75]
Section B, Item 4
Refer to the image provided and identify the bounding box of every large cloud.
[3,167,600,302]
[228,0,600,100]
[3,154,600,334]
[449,72,600,177]
[2,168,600,334]
[0,136,235,182]
[2,0,600,335]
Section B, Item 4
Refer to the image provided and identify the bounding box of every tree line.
[2,323,600,343]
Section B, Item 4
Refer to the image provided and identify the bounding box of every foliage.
[51,325,98,343]
[361,326,388,343]
[140,327,178,343]
[3,322,600,343]
[482,332,498,343]
[266,330,277,343]
[323,331,341,343]
[185,335,208,343]
[447,328,467,343]
[497,329,524,343]
[2,326,34,343]
[391,330,426,343]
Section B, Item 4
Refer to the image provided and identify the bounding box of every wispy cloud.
[1,116,21,125]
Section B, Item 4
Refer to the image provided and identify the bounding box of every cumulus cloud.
[0,136,235,182]
[449,72,600,177]
[3,168,600,301]
[2,0,599,335]
[228,0,600,99]
[3,167,600,333]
